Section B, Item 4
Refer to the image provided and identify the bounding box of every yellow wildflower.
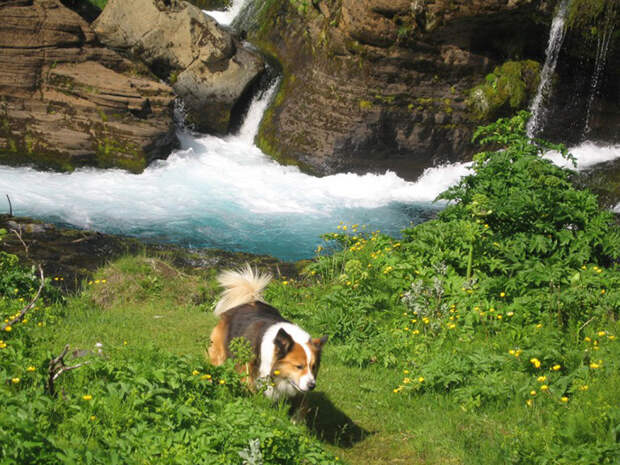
[526,399,533,407]
[560,397,569,403]
[530,390,536,396]
[418,377,424,383]
[530,358,541,369]
[11,378,20,384]
[540,385,549,392]
[82,394,92,401]
[537,376,547,382]
[4,325,12,332]
[589,362,600,369]
[219,379,225,385]
[26,366,36,372]
[552,364,561,371]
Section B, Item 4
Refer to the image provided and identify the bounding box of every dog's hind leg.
[208,320,228,366]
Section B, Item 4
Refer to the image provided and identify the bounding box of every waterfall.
[526,0,571,139]
[203,0,251,26]
[582,13,616,139]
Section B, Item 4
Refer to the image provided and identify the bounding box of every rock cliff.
[94,0,265,134]
[0,0,177,173]
[244,0,557,177]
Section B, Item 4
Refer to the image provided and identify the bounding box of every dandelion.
[26,366,36,372]
[589,362,600,369]
[552,364,561,371]
[4,325,12,332]
[601,289,605,294]
[579,385,588,391]
[412,330,420,335]
[537,376,547,382]
[497,315,502,320]
[282,281,288,286]
[500,292,505,298]
[11,378,20,384]
[609,335,616,341]
[0,341,6,349]
[448,323,456,329]
[584,336,591,342]
[536,323,543,328]
[403,378,411,384]
[403,369,409,374]
[561,397,569,403]
[219,379,225,385]
[507,311,514,317]
[200,374,211,380]
[418,377,424,383]
[530,390,536,396]
[530,358,541,369]
[526,399,533,407]
[90,415,96,421]
[597,331,606,337]
[509,349,516,355]
[192,370,200,376]
[540,385,549,392]
[82,394,92,401]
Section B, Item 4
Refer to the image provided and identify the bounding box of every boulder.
[94,0,264,134]
[0,0,177,173]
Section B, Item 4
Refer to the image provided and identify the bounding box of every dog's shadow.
[293,392,370,448]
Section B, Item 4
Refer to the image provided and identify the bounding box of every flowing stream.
[0,0,618,262]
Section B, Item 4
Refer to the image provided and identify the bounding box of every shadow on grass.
[296,392,370,448]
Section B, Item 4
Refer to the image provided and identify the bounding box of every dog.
[208,265,328,400]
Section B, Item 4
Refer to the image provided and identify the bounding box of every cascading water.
[526,0,571,138]
[582,14,616,139]
[0,78,471,261]
[203,0,251,26]
[1,0,619,262]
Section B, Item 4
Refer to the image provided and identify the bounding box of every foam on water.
[544,142,620,170]
[203,0,250,26]
[0,81,471,260]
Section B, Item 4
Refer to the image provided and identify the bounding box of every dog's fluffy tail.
[214,264,272,316]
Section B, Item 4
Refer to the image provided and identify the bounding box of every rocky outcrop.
[94,0,264,134]
[246,0,556,178]
[0,0,177,173]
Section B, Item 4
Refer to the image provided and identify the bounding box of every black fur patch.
[222,301,290,360]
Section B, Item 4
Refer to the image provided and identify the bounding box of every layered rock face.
[94,0,265,134]
[248,0,554,177]
[0,0,177,173]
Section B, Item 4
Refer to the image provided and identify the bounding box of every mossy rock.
[467,60,541,121]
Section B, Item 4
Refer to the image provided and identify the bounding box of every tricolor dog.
[208,265,328,399]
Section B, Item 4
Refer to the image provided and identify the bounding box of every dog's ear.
[311,335,328,349]
[274,328,294,359]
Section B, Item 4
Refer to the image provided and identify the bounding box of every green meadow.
[1,113,619,464]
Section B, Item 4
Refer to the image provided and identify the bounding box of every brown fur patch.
[274,343,309,380]
[208,319,229,366]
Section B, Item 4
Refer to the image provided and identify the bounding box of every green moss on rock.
[467,60,541,121]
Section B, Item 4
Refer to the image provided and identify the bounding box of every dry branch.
[1,263,44,331]
[47,344,91,397]
[10,225,29,255]
[5,194,12,216]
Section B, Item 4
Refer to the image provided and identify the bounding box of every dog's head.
[271,328,328,394]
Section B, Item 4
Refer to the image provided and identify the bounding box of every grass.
[18,253,614,465]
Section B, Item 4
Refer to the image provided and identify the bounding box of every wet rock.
[0,0,178,173]
[248,0,554,178]
[94,0,264,134]
[0,214,298,293]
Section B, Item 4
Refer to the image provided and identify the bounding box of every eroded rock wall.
[248,0,555,178]
[94,0,265,134]
[0,0,177,173]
